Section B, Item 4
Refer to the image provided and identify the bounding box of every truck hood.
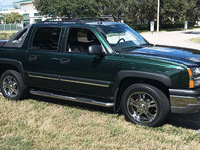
[125,45,200,67]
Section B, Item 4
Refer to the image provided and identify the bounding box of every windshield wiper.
[122,46,142,50]
[139,43,154,47]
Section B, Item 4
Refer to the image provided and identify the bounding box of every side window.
[4,28,29,48]
[67,28,100,53]
[32,27,61,51]
[12,29,27,44]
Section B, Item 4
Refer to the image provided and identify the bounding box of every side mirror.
[87,45,105,56]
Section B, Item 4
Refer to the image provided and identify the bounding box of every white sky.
[0,0,19,9]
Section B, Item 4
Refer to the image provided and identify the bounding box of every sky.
[0,0,19,10]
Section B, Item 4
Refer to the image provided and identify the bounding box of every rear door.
[26,26,62,89]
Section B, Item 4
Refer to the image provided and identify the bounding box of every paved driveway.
[142,29,200,130]
[141,29,200,50]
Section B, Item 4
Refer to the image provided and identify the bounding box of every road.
[142,29,200,130]
[141,28,200,50]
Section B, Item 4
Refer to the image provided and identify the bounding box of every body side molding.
[28,72,111,87]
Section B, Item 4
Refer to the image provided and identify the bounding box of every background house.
[0,0,46,26]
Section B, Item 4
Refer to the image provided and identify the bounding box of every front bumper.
[169,88,200,114]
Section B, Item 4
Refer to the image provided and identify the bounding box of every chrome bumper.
[170,96,200,113]
[169,88,200,114]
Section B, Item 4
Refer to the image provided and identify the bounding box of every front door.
[59,27,114,98]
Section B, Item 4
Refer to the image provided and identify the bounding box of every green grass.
[189,37,200,43]
[1,97,200,150]
[0,31,18,40]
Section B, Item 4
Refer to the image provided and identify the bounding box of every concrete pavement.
[141,28,200,50]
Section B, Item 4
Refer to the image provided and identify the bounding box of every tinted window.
[67,28,100,53]
[32,27,61,51]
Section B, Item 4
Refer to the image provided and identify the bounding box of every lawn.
[1,96,200,150]
[189,37,200,44]
[0,31,18,40]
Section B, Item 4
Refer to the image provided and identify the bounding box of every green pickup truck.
[0,19,200,127]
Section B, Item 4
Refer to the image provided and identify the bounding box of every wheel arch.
[0,59,25,82]
[113,71,171,112]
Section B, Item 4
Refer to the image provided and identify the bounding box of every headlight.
[188,67,200,88]
[190,68,200,76]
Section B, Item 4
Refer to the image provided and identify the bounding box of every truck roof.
[34,18,119,26]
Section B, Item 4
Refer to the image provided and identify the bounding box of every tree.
[184,0,200,22]
[34,0,101,18]
[160,0,200,24]
[3,12,23,24]
[125,0,139,24]
[138,0,157,24]
[13,3,20,9]
[33,0,200,28]
[101,0,128,21]
[160,0,186,24]
[125,0,157,24]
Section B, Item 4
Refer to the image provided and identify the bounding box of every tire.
[0,70,28,100]
[121,83,169,127]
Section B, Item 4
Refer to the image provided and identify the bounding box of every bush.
[126,20,195,31]
[128,24,150,31]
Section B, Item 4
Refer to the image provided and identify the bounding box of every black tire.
[121,83,169,127]
[0,70,28,100]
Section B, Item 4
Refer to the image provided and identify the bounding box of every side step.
[30,90,114,107]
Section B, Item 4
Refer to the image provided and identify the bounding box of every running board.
[30,90,114,107]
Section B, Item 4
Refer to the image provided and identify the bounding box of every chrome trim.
[170,95,200,107]
[194,76,200,80]
[171,104,200,114]
[29,74,59,81]
[127,92,158,123]
[60,78,110,87]
[28,73,110,87]
[30,90,114,107]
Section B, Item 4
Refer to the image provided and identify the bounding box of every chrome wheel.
[127,92,158,124]
[2,76,19,98]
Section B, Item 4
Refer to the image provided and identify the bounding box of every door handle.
[29,55,37,61]
[60,58,70,64]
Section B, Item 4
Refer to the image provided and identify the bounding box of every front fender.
[112,70,173,93]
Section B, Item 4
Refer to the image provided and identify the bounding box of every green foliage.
[101,0,128,21]
[160,0,200,23]
[33,0,200,30]
[34,0,101,18]
[129,24,150,30]
[3,12,23,24]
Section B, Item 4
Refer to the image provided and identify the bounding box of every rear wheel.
[1,70,28,100]
[121,83,169,127]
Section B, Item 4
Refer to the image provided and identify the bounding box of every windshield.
[96,23,148,52]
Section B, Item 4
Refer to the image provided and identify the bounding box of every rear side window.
[4,28,29,48]
[32,27,61,51]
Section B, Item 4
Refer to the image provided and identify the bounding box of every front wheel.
[0,70,28,100]
[121,84,169,127]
